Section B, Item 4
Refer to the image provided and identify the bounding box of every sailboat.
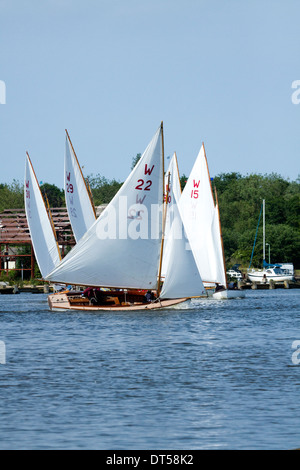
[45,123,189,311]
[179,143,245,299]
[24,153,62,278]
[64,130,97,243]
[247,199,294,284]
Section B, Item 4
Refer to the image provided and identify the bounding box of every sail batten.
[45,126,164,289]
[25,154,61,279]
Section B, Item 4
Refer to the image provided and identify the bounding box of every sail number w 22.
[135,164,155,191]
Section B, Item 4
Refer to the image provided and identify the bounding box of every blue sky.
[1,0,300,187]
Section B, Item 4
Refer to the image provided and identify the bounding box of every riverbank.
[0,278,300,295]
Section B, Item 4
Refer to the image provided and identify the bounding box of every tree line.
[1,167,299,269]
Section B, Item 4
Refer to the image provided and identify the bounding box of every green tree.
[212,173,300,268]
[0,180,24,212]
[88,174,122,205]
[131,153,141,170]
[40,183,65,208]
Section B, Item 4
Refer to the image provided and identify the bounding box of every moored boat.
[247,200,294,284]
[247,267,294,284]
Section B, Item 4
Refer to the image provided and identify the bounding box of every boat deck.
[48,291,188,311]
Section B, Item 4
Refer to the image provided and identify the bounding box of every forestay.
[24,154,61,278]
[45,125,164,289]
[65,131,96,242]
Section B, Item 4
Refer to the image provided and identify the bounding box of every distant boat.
[64,130,97,243]
[227,264,243,280]
[179,143,245,300]
[247,199,294,284]
[248,266,294,284]
[45,123,190,311]
[24,153,62,278]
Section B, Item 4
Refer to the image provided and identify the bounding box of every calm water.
[0,288,299,450]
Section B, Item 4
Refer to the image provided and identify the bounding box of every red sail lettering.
[66,172,71,182]
[135,179,144,190]
[26,180,30,188]
[144,164,155,175]
[193,179,200,188]
[144,180,152,191]
[67,183,74,193]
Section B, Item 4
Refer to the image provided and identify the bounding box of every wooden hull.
[48,292,188,311]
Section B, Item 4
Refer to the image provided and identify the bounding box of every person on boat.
[215,283,226,292]
[82,287,94,299]
[144,290,156,302]
[145,290,152,302]
[82,286,104,304]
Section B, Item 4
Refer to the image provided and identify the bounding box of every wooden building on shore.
[0,208,76,279]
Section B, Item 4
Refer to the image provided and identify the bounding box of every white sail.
[160,186,206,299]
[65,131,96,242]
[45,125,164,289]
[211,203,227,287]
[179,144,226,286]
[24,153,61,278]
[161,152,182,278]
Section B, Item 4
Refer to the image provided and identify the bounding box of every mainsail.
[65,130,96,242]
[25,153,61,278]
[45,124,164,290]
[179,143,227,287]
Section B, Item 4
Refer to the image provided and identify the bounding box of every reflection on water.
[0,289,299,449]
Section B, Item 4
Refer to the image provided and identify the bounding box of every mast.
[174,151,182,194]
[65,129,97,219]
[157,121,167,297]
[44,193,61,258]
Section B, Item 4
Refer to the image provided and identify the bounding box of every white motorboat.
[247,266,294,284]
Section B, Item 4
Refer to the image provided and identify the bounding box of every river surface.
[0,288,299,450]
